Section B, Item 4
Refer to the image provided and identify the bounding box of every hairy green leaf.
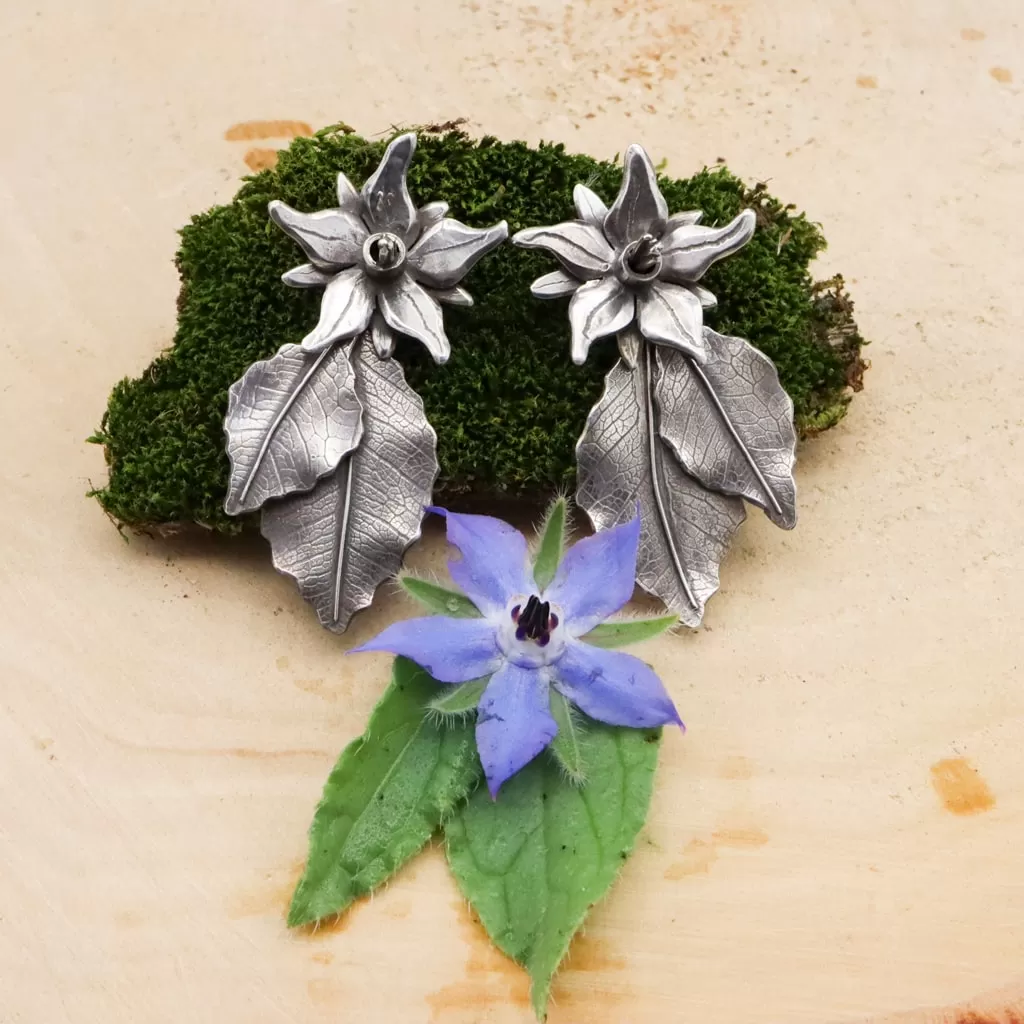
[445,723,661,1019]
[533,496,568,592]
[547,691,585,784]
[582,614,678,648]
[428,678,487,717]
[399,574,481,618]
[289,657,481,927]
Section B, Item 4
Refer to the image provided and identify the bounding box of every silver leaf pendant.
[223,344,364,516]
[654,329,797,529]
[260,335,437,633]
[515,142,798,623]
[577,329,745,625]
[222,132,507,631]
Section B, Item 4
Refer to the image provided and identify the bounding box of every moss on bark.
[90,124,866,533]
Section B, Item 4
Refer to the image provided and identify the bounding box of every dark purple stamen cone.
[514,595,552,643]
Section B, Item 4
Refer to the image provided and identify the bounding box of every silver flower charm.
[222,132,508,632]
[515,144,797,625]
[514,144,754,365]
[270,132,507,363]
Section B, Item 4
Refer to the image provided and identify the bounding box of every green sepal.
[288,657,481,927]
[444,723,662,1019]
[581,614,678,648]
[399,574,481,618]
[428,678,487,718]
[547,691,585,785]
[532,496,568,592]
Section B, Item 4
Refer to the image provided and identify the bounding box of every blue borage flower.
[353,505,682,798]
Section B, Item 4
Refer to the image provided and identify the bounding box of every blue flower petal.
[543,516,640,635]
[476,661,558,798]
[430,507,534,617]
[552,640,682,729]
[351,616,501,683]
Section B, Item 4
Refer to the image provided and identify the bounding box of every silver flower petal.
[282,263,334,289]
[268,200,367,270]
[407,218,509,291]
[659,209,756,284]
[636,281,706,361]
[513,220,615,280]
[336,171,362,214]
[361,132,418,241]
[568,277,635,365]
[429,286,474,306]
[573,183,609,225]
[370,310,396,359]
[603,144,668,249]
[379,277,451,364]
[300,267,375,353]
[692,284,717,309]
[416,201,449,237]
[530,268,581,299]
[666,210,704,229]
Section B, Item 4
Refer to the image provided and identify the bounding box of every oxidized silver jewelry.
[514,144,797,625]
[223,133,508,632]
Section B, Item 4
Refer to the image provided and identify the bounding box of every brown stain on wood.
[383,896,412,920]
[560,931,626,973]
[275,655,290,670]
[294,676,351,702]
[956,1015,1024,1024]
[425,900,530,1019]
[310,950,333,965]
[297,895,372,938]
[930,758,995,815]
[550,932,632,1014]
[224,120,313,141]
[990,67,1013,84]
[226,860,305,920]
[857,75,879,88]
[712,826,769,848]
[665,838,718,879]
[664,826,769,879]
[307,977,345,1005]
[244,148,279,172]
[530,0,743,93]
[720,755,753,780]
[960,27,986,40]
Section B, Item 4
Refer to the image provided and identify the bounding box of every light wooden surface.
[2,1,1022,1021]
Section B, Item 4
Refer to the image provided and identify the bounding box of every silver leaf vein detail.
[223,344,363,516]
[575,330,745,625]
[260,335,438,632]
[654,329,797,529]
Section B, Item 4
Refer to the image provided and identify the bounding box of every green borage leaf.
[445,723,662,1018]
[582,614,678,648]
[399,574,481,618]
[288,657,480,926]
[532,495,568,591]
[289,649,663,1021]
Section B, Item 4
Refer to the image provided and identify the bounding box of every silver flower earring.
[514,144,797,625]
[223,132,508,632]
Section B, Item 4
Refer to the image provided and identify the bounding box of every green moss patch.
[90,124,866,533]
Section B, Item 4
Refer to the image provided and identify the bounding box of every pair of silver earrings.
[222,133,797,634]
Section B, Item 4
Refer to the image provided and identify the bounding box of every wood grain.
[1,0,1022,1021]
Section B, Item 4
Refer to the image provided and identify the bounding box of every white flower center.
[496,594,566,669]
